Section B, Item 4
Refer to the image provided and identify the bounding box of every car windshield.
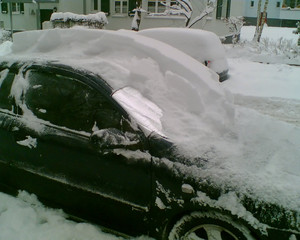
[112,86,164,137]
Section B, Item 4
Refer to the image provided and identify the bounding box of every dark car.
[0,60,299,240]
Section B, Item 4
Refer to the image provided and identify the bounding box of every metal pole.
[9,1,13,37]
[36,2,41,29]
[83,0,86,14]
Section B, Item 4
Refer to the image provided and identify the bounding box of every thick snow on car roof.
[2,28,300,214]
[137,28,229,74]
[8,27,232,140]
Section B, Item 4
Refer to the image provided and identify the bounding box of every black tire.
[168,211,256,240]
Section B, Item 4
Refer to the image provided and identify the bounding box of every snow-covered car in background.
[137,27,229,82]
[0,28,299,240]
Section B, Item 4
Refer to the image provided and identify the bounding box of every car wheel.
[168,211,256,240]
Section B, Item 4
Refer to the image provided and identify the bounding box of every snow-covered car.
[137,27,229,82]
[0,28,299,240]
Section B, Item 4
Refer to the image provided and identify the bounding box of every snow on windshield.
[1,27,300,211]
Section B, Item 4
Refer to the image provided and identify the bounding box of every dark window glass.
[94,0,98,10]
[20,3,24,13]
[226,0,231,18]
[1,3,8,13]
[276,2,280,7]
[250,1,254,7]
[216,0,223,19]
[101,0,110,13]
[23,70,122,133]
[0,69,15,111]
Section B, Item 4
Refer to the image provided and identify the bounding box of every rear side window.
[0,69,15,111]
[23,70,122,133]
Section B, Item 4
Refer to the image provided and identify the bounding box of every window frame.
[11,3,25,14]
[282,0,300,8]
[113,0,128,15]
[250,0,255,8]
[276,1,281,7]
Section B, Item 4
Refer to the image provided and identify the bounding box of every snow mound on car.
[137,27,228,74]
[9,27,235,147]
[5,28,300,212]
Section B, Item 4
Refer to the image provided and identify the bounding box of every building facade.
[243,0,300,27]
[0,0,299,36]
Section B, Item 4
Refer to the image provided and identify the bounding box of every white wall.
[230,0,246,17]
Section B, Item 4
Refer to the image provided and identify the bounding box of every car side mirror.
[90,128,140,149]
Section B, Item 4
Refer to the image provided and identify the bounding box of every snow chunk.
[16,136,37,149]
[155,197,167,210]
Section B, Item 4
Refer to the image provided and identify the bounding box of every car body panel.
[0,57,299,240]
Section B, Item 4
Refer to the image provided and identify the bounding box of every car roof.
[137,27,227,62]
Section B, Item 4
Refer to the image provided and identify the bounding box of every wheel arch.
[161,207,267,240]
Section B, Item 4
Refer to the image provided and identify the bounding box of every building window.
[1,3,8,14]
[1,2,24,14]
[12,3,24,14]
[114,0,128,14]
[282,0,300,8]
[250,1,254,7]
[147,0,178,14]
[276,1,281,7]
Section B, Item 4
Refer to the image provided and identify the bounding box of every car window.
[0,69,15,111]
[23,70,123,133]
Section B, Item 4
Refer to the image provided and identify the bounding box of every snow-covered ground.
[0,26,299,240]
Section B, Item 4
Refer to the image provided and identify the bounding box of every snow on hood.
[2,28,300,212]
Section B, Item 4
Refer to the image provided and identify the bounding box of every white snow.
[0,26,299,239]
[137,27,229,74]
[50,12,108,25]
[16,136,37,149]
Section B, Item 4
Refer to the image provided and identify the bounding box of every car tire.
[168,211,257,240]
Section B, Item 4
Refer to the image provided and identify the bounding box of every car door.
[7,64,152,236]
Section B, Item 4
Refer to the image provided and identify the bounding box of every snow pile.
[50,12,108,29]
[8,28,234,150]
[226,26,300,65]
[0,29,11,44]
[0,191,152,240]
[51,12,108,24]
[0,40,12,56]
[138,28,228,74]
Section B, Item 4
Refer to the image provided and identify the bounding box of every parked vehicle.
[0,28,299,240]
[137,27,229,82]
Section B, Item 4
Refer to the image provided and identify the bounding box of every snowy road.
[223,58,300,127]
